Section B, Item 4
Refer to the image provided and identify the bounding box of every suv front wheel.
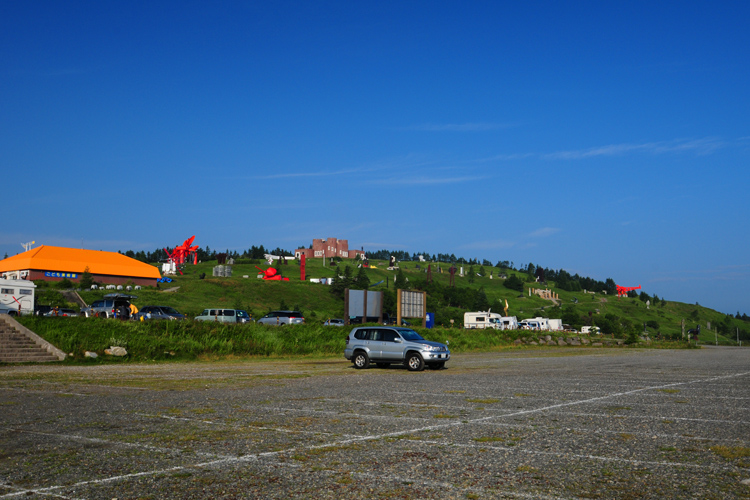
[353,351,370,369]
[406,352,424,372]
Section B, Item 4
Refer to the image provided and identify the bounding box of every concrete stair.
[0,316,63,363]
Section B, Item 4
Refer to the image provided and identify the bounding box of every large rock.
[104,346,128,356]
[557,339,567,346]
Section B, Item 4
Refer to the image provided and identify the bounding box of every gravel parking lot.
[1,347,749,499]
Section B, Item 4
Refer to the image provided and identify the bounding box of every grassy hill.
[30,256,746,347]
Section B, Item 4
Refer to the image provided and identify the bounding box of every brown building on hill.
[295,238,365,260]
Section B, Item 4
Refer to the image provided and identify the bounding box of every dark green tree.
[354,266,370,289]
[503,274,524,292]
[474,287,490,311]
[79,266,94,289]
[394,269,408,290]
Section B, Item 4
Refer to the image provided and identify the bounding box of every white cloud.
[542,138,725,160]
[369,175,485,186]
[403,122,517,132]
[482,137,729,163]
[527,227,561,238]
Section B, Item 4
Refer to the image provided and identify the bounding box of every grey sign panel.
[400,290,424,318]
[348,290,383,317]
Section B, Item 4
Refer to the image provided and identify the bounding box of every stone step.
[0,353,59,362]
[0,316,64,363]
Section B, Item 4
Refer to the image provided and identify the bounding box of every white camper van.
[518,317,550,330]
[464,312,518,330]
[499,316,518,330]
[0,278,36,316]
[547,319,563,331]
[464,311,503,329]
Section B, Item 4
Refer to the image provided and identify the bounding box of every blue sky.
[2,1,748,315]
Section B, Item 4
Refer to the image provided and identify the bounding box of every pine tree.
[79,267,94,289]
[355,266,370,289]
[394,269,408,289]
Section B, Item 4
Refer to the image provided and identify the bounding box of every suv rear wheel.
[353,351,370,369]
[406,352,424,372]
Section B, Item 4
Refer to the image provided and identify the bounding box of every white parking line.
[473,419,750,445]
[135,412,364,438]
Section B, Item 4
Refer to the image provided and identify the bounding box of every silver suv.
[82,293,137,319]
[344,326,450,371]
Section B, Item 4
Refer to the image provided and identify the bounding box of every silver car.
[134,306,185,321]
[257,310,305,326]
[344,326,450,371]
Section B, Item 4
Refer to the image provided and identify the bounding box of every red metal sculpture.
[164,236,199,274]
[255,266,289,281]
[616,284,641,297]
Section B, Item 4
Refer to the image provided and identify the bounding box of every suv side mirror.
[394,338,403,343]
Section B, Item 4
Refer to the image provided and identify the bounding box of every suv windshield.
[161,307,180,315]
[396,328,423,341]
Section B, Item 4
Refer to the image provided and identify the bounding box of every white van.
[465,311,505,329]
[518,317,550,330]
[0,278,36,316]
[465,312,519,330]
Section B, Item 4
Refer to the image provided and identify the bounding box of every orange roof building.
[0,245,161,286]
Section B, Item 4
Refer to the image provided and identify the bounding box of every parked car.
[134,306,185,321]
[344,326,450,371]
[236,310,253,323]
[323,318,345,326]
[82,294,137,319]
[194,308,247,323]
[44,308,78,317]
[257,310,305,326]
[34,305,53,316]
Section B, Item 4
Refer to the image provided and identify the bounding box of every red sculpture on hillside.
[616,284,641,298]
[255,266,289,281]
[164,236,199,274]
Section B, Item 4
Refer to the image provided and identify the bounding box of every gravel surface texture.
[1,347,749,499]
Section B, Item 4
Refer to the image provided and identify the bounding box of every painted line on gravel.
[402,438,748,473]
[541,410,750,425]
[8,428,237,460]
[472,419,750,445]
[135,412,364,439]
